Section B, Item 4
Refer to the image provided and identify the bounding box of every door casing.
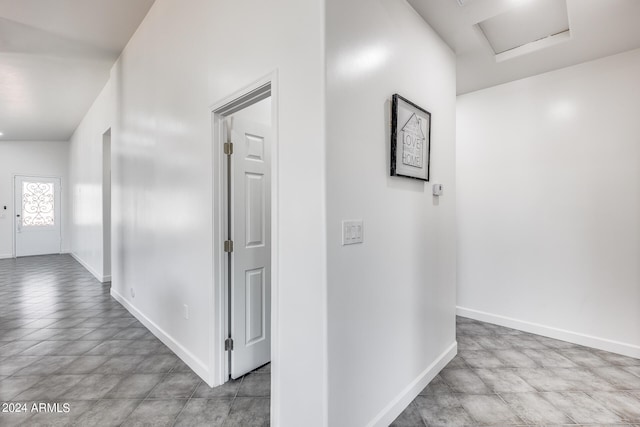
[210,72,279,423]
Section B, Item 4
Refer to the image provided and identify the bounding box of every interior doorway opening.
[102,129,112,282]
[212,80,275,390]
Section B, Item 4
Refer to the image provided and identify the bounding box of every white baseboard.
[69,252,109,283]
[2,253,71,259]
[367,341,457,427]
[457,306,640,359]
[110,287,210,383]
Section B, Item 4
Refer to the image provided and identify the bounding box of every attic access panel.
[478,0,569,55]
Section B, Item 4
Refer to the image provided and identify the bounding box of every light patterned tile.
[105,374,165,398]
[27,400,94,427]
[551,367,618,391]
[593,366,640,390]
[474,368,536,393]
[390,402,425,427]
[440,368,490,394]
[458,394,522,425]
[588,391,640,422]
[460,350,505,369]
[74,399,140,427]
[173,398,232,427]
[414,395,474,427]
[541,391,623,424]
[501,392,573,425]
[147,373,200,399]
[121,399,187,427]
[492,349,539,368]
[419,374,452,395]
[521,349,577,368]
[224,397,270,427]
[515,368,581,392]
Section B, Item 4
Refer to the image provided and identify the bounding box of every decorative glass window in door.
[22,182,55,226]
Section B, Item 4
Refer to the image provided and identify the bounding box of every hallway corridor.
[392,318,640,426]
[0,255,270,426]
[2,255,640,426]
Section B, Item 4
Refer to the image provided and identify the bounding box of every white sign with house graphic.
[391,94,431,181]
[402,113,425,168]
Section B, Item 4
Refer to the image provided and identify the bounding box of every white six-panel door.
[14,176,62,257]
[229,117,271,379]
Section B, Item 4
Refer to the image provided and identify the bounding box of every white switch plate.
[183,304,189,320]
[432,183,443,196]
[342,220,363,245]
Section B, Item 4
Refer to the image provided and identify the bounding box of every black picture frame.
[390,94,431,181]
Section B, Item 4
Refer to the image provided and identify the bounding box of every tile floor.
[0,255,270,426]
[3,255,640,426]
[392,317,640,426]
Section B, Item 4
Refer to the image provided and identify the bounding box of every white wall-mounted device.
[342,220,364,245]
[432,184,444,196]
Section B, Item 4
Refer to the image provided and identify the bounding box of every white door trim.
[13,174,63,258]
[210,71,279,424]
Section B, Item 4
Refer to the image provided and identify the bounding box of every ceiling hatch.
[478,0,570,60]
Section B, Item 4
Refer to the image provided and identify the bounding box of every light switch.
[342,220,364,245]
[432,183,443,196]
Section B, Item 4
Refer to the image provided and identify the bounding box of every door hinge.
[224,142,233,155]
[224,240,234,253]
[225,337,234,351]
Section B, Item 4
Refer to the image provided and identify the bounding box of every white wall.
[69,80,114,282]
[325,1,457,425]
[70,0,327,425]
[457,48,640,358]
[0,140,70,258]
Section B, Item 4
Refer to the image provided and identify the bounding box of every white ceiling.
[478,0,569,54]
[2,0,639,140]
[0,0,155,141]
[408,0,640,94]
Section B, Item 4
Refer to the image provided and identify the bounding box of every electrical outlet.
[342,220,364,245]
[183,304,189,320]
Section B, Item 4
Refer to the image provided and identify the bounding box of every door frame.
[13,174,63,257]
[210,72,279,418]
[102,129,112,282]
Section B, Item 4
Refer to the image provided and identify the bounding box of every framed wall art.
[390,94,431,181]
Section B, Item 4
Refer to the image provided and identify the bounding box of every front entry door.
[227,115,271,379]
[14,176,62,257]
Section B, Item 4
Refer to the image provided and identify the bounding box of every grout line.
[407,400,428,427]
[168,378,202,427]
[112,370,173,426]
[235,375,245,400]
[494,392,527,425]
